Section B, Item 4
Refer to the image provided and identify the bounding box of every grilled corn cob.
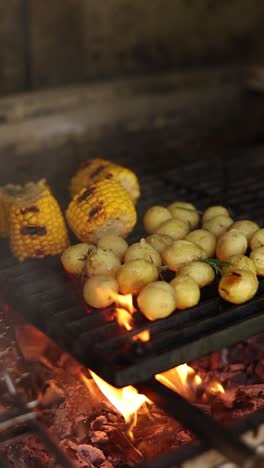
[9,179,69,261]
[66,178,137,243]
[70,158,140,204]
[0,184,24,237]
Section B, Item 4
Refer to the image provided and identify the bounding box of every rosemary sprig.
[80,247,95,283]
[202,258,232,276]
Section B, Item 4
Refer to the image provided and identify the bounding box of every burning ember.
[82,371,149,437]
[81,362,224,442]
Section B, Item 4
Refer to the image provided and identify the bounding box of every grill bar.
[136,379,264,468]
[1,251,264,387]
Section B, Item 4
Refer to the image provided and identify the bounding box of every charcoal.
[91,416,108,430]
[90,431,109,444]
[100,460,114,468]
[41,380,65,407]
[76,444,106,466]
[255,361,264,380]
[6,442,50,468]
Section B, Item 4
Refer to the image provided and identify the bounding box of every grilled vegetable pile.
[61,198,264,320]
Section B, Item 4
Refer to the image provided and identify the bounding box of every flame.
[82,370,149,437]
[111,292,135,314]
[116,308,133,331]
[156,363,224,402]
[132,329,150,342]
[207,380,224,395]
[111,292,136,331]
[156,364,199,400]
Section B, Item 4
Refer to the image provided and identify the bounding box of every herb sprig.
[201,258,232,276]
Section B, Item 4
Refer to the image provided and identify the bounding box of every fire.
[111,292,135,314]
[156,363,224,402]
[116,307,133,330]
[156,364,200,400]
[207,380,225,395]
[132,329,150,343]
[82,370,149,437]
[111,291,137,332]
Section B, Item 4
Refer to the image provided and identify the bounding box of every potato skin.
[177,261,215,288]
[202,205,230,223]
[124,238,162,267]
[167,201,199,229]
[228,220,259,242]
[157,218,190,240]
[145,233,174,253]
[85,247,121,277]
[61,243,95,275]
[216,229,247,261]
[185,229,216,258]
[117,259,159,295]
[137,281,176,320]
[143,206,172,234]
[83,275,119,308]
[162,240,206,271]
[218,269,258,304]
[222,254,256,276]
[203,214,233,238]
[170,275,200,309]
[97,234,128,261]
[250,228,264,250]
[250,247,264,277]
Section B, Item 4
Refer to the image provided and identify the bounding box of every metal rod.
[136,379,264,468]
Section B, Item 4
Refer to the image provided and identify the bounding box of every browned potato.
[216,229,247,261]
[250,247,264,276]
[86,247,121,277]
[61,243,95,275]
[157,218,190,240]
[222,254,256,276]
[83,275,119,308]
[97,234,128,261]
[124,238,162,267]
[202,205,230,223]
[117,259,159,295]
[218,269,258,304]
[143,206,172,234]
[167,201,199,229]
[228,220,259,242]
[185,229,216,258]
[170,275,200,309]
[250,228,264,250]
[162,240,206,271]
[137,281,176,320]
[203,214,233,238]
[145,233,174,253]
[177,261,215,287]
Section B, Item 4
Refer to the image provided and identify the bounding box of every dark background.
[1,0,264,95]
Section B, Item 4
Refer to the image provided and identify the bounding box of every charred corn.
[0,184,24,237]
[9,179,69,261]
[70,158,140,204]
[66,178,137,243]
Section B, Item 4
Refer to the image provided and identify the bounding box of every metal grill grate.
[0,154,263,387]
